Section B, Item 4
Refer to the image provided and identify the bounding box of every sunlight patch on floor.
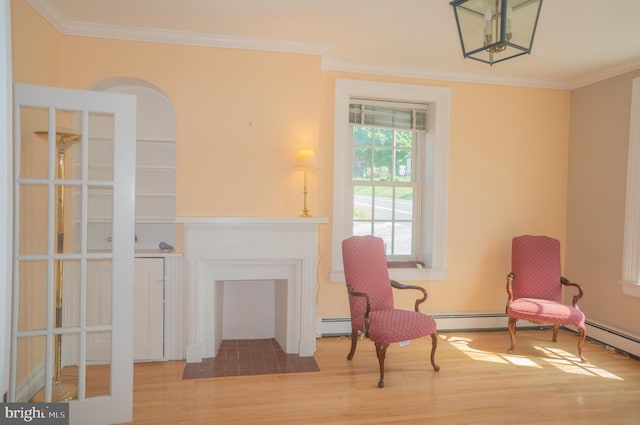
[534,346,623,380]
[445,336,540,367]
[442,335,623,379]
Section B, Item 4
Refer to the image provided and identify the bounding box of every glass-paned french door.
[11,83,136,425]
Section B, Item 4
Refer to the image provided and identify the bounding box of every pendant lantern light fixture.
[450,0,543,65]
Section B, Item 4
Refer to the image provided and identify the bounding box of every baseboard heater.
[317,313,537,337]
[581,320,640,358]
[317,315,640,358]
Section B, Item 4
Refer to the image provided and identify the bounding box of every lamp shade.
[450,0,543,65]
[294,149,318,169]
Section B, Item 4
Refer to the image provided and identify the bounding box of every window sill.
[620,281,640,298]
[331,267,445,283]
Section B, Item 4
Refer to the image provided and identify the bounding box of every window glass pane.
[353,221,372,236]
[375,186,393,220]
[373,147,392,182]
[373,222,393,254]
[15,336,46,402]
[352,126,371,146]
[395,187,413,221]
[87,259,112,327]
[19,106,49,180]
[87,186,113,252]
[88,113,114,181]
[56,183,81,255]
[62,259,81,328]
[353,146,372,181]
[353,185,372,221]
[86,331,111,398]
[19,184,48,256]
[17,260,47,331]
[373,128,393,147]
[395,130,413,182]
[394,222,413,256]
[57,332,80,401]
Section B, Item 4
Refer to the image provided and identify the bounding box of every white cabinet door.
[134,258,164,360]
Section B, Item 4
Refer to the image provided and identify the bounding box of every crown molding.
[26,0,326,55]
[321,58,571,90]
[569,59,640,90]
[64,21,327,55]
[26,0,67,32]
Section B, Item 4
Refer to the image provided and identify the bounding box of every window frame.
[621,76,640,298]
[330,79,450,282]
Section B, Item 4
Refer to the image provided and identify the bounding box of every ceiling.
[26,0,640,89]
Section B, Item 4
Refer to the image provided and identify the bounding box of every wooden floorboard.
[126,329,640,424]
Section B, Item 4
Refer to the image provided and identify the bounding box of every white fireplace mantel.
[177,217,328,363]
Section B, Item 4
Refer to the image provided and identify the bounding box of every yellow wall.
[11,0,60,86]
[12,0,571,321]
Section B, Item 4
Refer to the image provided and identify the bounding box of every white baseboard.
[14,364,44,402]
[316,313,541,337]
[316,315,640,358]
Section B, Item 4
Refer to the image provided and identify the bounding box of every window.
[621,76,640,298]
[331,79,451,282]
[349,101,426,261]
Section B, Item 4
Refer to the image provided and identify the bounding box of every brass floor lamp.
[31,130,80,402]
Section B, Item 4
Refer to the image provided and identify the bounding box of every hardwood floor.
[127,329,640,424]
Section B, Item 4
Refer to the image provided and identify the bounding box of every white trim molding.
[621,77,640,298]
[330,79,450,283]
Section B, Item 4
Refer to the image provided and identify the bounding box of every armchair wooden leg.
[375,342,389,388]
[507,317,517,354]
[347,329,358,360]
[430,334,440,372]
[577,325,588,363]
[552,324,560,342]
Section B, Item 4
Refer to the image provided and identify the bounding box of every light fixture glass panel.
[451,0,543,65]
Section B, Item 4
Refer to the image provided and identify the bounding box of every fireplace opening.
[221,279,287,350]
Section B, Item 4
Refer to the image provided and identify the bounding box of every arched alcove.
[89,78,177,250]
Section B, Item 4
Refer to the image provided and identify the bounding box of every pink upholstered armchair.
[342,235,440,388]
[506,235,587,362]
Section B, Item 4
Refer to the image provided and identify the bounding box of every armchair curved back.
[342,236,394,324]
[511,235,563,302]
